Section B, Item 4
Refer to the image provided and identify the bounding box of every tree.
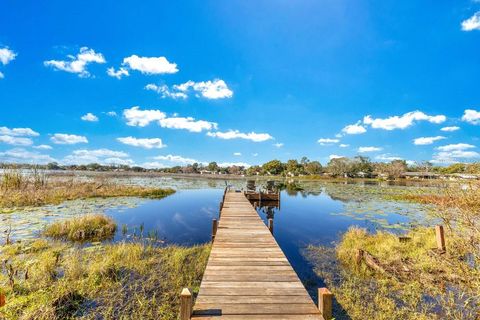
[286,159,302,176]
[207,162,219,172]
[387,160,407,178]
[246,165,261,176]
[351,156,373,176]
[262,160,285,175]
[304,161,323,175]
[46,162,61,170]
[327,157,352,177]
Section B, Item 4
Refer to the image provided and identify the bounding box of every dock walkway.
[190,190,324,319]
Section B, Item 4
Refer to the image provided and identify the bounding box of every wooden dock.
[185,190,328,319]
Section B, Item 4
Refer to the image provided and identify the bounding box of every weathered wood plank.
[192,191,322,319]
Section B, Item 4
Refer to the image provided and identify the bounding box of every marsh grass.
[306,226,480,319]
[0,239,210,319]
[0,169,175,209]
[43,214,117,242]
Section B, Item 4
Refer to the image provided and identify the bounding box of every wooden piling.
[253,201,257,208]
[268,218,273,234]
[435,225,446,252]
[318,287,333,320]
[180,288,192,320]
[212,219,218,242]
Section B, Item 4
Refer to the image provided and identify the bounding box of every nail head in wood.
[318,287,333,320]
[180,288,192,320]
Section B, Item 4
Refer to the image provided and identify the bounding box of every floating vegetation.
[44,214,117,242]
[1,197,144,243]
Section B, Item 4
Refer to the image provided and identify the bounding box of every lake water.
[1,177,436,293]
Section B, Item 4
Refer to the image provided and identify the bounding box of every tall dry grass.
[0,239,210,319]
[0,168,175,208]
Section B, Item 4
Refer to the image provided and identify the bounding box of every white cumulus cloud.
[461,12,480,31]
[441,126,460,132]
[159,116,217,133]
[273,143,284,148]
[0,47,17,78]
[358,146,382,153]
[318,138,339,145]
[462,109,480,125]
[437,143,475,152]
[123,107,217,133]
[0,148,55,164]
[363,111,446,130]
[207,130,273,142]
[107,67,129,79]
[233,152,242,156]
[339,144,349,148]
[33,144,53,150]
[0,135,33,146]
[413,136,446,145]
[117,136,166,149]
[44,47,106,78]
[123,106,166,127]
[51,133,88,145]
[145,84,188,99]
[342,122,366,135]
[146,79,233,100]
[329,154,345,160]
[0,47,16,65]
[432,143,479,164]
[0,127,39,136]
[122,55,178,75]
[81,112,98,122]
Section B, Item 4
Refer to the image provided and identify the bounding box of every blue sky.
[1,0,480,168]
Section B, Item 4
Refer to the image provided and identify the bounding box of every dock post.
[318,287,333,320]
[212,219,218,242]
[268,218,273,234]
[435,225,446,252]
[180,288,192,320]
[253,201,257,208]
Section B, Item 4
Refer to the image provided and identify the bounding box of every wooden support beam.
[212,219,218,242]
[318,287,333,320]
[435,225,446,252]
[268,218,273,234]
[180,288,192,320]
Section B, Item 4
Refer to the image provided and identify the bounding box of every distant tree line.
[1,157,480,178]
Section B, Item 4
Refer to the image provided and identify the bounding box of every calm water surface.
[3,177,436,291]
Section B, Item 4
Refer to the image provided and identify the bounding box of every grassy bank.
[0,239,210,319]
[0,170,175,209]
[306,182,480,319]
[307,227,479,319]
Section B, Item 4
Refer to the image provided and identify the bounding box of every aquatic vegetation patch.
[43,214,117,242]
[0,174,175,209]
[304,226,480,319]
[0,239,210,319]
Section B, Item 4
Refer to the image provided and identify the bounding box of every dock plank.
[191,191,323,319]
